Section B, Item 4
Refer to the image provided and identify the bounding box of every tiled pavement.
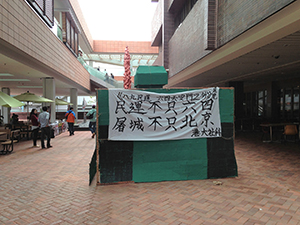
[1,131,300,224]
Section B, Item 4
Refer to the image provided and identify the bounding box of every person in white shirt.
[38,106,52,149]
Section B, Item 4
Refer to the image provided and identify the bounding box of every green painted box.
[134,65,168,88]
[96,88,237,184]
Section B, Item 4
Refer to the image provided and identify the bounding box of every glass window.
[293,87,299,121]
[71,26,74,50]
[62,13,79,56]
[36,0,44,10]
[66,18,71,46]
[258,91,264,116]
[27,0,54,27]
[74,32,78,55]
[251,92,256,117]
[280,89,284,111]
[45,0,54,24]
[285,88,292,114]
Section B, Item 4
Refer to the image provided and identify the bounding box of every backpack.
[65,113,69,120]
[87,112,94,119]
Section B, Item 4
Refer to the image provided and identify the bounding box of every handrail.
[77,57,123,88]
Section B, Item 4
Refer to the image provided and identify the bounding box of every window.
[71,26,75,50]
[27,0,54,27]
[293,87,299,121]
[280,87,300,121]
[74,33,78,54]
[258,90,267,117]
[66,18,71,46]
[62,12,79,56]
[244,90,266,118]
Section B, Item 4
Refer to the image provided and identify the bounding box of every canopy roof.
[0,91,25,107]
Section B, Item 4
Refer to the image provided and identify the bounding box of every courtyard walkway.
[0,131,300,224]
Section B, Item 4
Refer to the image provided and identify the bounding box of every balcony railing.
[77,57,123,88]
[51,18,63,41]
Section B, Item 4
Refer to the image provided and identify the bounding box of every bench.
[0,130,20,155]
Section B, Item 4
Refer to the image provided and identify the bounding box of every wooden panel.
[133,139,208,182]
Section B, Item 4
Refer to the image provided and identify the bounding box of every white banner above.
[108,88,221,141]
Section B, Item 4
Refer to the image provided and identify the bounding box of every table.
[0,131,9,140]
[0,129,20,154]
[0,131,8,154]
[0,131,7,137]
[260,123,299,142]
[11,124,31,140]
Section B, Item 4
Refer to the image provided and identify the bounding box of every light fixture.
[16,86,43,88]
[0,73,14,76]
[272,55,280,59]
[0,79,30,81]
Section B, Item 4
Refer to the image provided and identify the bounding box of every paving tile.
[1,131,300,224]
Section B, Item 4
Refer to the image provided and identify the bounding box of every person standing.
[104,72,109,82]
[65,107,76,136]
[86,105,97,138]
[38,106,52,149]
[30,109,40,148]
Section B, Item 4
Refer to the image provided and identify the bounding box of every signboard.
[108,88,221,141]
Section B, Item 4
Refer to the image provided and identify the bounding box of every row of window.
[244,90,267,119]
[244,87,300,122]
[27,0,79,57]
[279,87,300,121]
[64,13,79,56]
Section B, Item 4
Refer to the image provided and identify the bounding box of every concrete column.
[229,81,244,119]
[228,81,244,130]
[1,87,11,124]
[70,88,78,124]
[162,0,174,70]
[42,78,56,123]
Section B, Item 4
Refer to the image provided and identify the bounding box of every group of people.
[64,106,96,138]
[104,71,115,83]
[29,105,97,149]
[30,106,52,149]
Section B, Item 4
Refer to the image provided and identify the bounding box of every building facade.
[151,0,300,128]
[0,0,158,123]
[0,0,98,122]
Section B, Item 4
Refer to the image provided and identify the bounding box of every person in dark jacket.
[30,108,40,147]
[65,107,76,136]
[86,105,97,138]
[11,113,19,125]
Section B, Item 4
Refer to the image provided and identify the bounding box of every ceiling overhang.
[0,39,91,96]
[166,0,300,88]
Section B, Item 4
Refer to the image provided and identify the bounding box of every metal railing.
[77,57,123,88]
